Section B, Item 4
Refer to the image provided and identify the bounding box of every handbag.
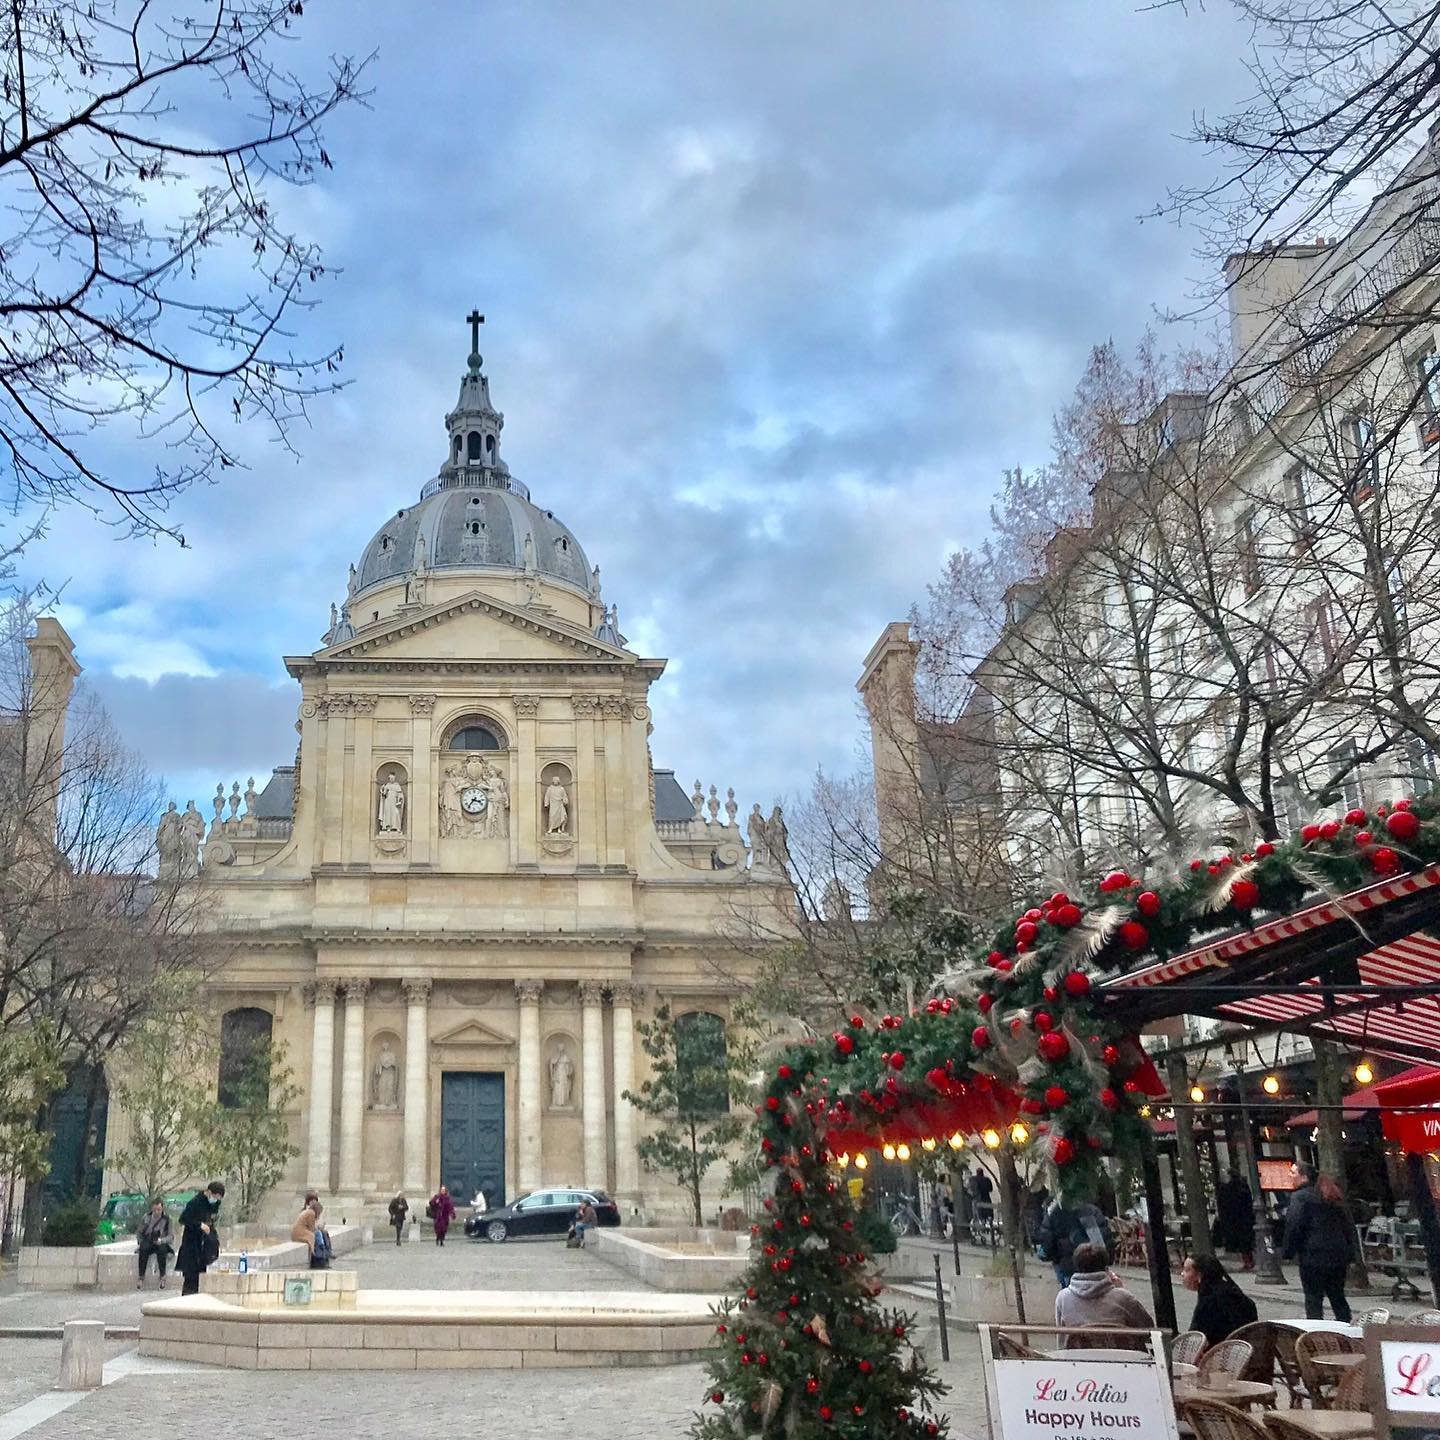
[565,1226,582,1249]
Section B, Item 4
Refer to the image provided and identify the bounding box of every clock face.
[460,786,489,815]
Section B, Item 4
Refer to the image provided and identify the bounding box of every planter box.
[591,1227,749,1293]
[944,1273,1056,1327]
[19,1245,99,1291]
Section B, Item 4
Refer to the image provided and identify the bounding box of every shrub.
[718,1206,748,1232]
[42,1201,99,1247]
[854,1207,898,1254]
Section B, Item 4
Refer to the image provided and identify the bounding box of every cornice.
[302,928,642,950]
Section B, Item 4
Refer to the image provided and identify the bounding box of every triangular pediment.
[431,1016,516,1048]
[324,591,630,665]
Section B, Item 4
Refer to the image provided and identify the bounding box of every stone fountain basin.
[139,1274,719,1370]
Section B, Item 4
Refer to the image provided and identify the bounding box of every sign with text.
[1258,1160,1306,1191]
[282,1276,313,1306]
[990,1355,1180,1440]
[1366,1324,1440,1440]
[1382,1342,1440,1411]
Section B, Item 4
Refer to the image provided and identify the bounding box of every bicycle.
[884,1194,927,1237]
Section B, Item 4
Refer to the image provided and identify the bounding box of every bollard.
[932,1253,950,1362]
[57,1319,105,1391]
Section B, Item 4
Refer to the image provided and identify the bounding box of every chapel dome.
[348,313,594,600]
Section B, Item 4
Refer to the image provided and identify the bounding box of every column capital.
[401,977,432,1004]
[571,695,600,719]
[342,977,371,1003]
[578,979,607,1006]
[305,978,339,1006]
[513,694,541,719]
[598,695,627,720]
[515,978,545,1006]
[409,694,436,716]
[608,981,640,1007]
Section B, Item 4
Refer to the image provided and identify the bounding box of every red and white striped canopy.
[1099,865,1440,1063]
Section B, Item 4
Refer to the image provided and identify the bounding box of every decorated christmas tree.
[690,1063,949,1439]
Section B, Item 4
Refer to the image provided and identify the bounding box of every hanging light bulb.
[1262,1073,1281,1095]
[881,1142,897,1161]
[1354,1058,1375,1086]
[1189,1083,1206,1104]
[854,1152,868,1170]
[948,1132,964,1150]
[896,1142,912,1162]
[1139,1104,1153,1118]
[835,1153,850,1169]
[1010,1122,1030,1146]
[982,1127,1002,1150]
[921,1137,937,1152]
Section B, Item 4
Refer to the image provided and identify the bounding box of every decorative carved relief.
[513,695,541,718]
[409,694,436,716]
[343,977,371,1004]
[599,695,627,719]
[571,695,600,719]
[515,978,545,1005]
[319,693,378,718]
[578,979,606,1006]
[608,982,639,1007]
[401,977,432,1005]
[305,978,340,1007]
[447,982,497,1007]
[439,755,509,838]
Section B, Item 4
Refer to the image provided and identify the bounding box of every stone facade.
[103,330,791,1223]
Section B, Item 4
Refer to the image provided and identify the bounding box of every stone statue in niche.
[549,1046,574,1109]
[544,776,570,835]
[371,1041,400,1110]
[377,773,406,834]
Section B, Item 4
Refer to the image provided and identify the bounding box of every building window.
[447,721,504,751]
[1327,740,1364,812]
[1404,737,1438,797]
[1309,598,1340,663]
[1413,346,1440,445]
[466,431,482,462]
[1237,508,1262,594]
[1285,462,1320,532]
[1347,412,1380,495]
[218,1008,274,1109]
[675,1011,729,1118]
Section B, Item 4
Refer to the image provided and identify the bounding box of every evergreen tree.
[691,1070,948,1439]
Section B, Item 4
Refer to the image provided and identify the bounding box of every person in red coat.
[428,1185,456,1246]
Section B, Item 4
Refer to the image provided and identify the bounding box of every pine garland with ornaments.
[694,793,1440,1436]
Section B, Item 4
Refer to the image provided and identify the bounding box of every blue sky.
[15,0,1257,816]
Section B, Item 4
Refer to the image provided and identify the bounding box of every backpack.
[425,1200,435,1219]
[310,1228,332,1270]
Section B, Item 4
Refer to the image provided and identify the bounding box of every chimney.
[25,618,82,841]
[1223,243,1331,361]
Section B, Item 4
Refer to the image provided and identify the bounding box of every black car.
[462,1187,621,1243]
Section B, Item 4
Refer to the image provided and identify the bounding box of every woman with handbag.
[388,1193,409,1246]
[136,1199,173,1289]
[177,1181,225,1296]
[428,1185,455,1246]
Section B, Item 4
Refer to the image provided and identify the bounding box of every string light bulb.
[921,1137,937,1152]
[947,1132,964,1150]
[854,1153,868,1170]
[1262,1073,1281,1095]
[881,1142,897,1161]
[1010,1122,1030,1146]
[835,1153,849,1169]
[896,1142,912,1161]
[1139,1104,1153,1118]
[1189,1083,1206,1104]
[981,1127,1002,1150]
[1354,1059,1375,1085]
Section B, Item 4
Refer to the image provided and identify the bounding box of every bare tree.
[0,1,368,534]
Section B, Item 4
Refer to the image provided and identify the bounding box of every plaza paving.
[2,1232,1430,1440]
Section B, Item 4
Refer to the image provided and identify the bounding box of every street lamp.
[1229,1054,1286,1284]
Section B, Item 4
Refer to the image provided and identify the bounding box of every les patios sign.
[1382,1342,1440,1410]
[987,1353,1180,1440]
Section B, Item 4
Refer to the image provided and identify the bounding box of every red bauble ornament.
[987,949,1006,967]
[1024,906,1043,922]
[977,993,994,1014]
[1100,1087,1119,1110]
[1396,798,1414,811]
[1033,1010,1054,1032]
[926,1066,948,1089]
[819,1405,833,1421]
[776,1064,791,1080]
[1387,809,1421,842]
[1044,1084,1069,1110]
[1301,823,1321,843]
[858,1360,873,1374]
[1053,1137,1076,1164]
[1043,985,1058,1003]
[996,957,1015,970]
[1344,807,1368,826]
[1102,1043,1121,1066]
[1063,970,1091,997]
[765,1096,780,1111]
[1136,890,1161,917]
[833,1032,854,1055]
[1230,878,1260,910]
[1118,920,1149,950]
[1038,1031,1070,1062]
[972,1025,992,1050]
[1021,1097,1045,1114]
[1320,819,1341,839]
[1190,858,1204,870]
[1099,869,1134,892]
[1015,920,1039,944]
[1371,846,1401,875]
[806,1378,820,1395]
[710,1391,724,1403]
[1256,841,1275,857]
[1355,830,1373,845]
[1123,1079,1140,1093]
[888,1051,905,1070]
[1053,902,1083,928]
[848,1014,864,1028]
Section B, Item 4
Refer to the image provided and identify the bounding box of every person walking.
[1213,1172,1257,1271]
[1037,1196,1113,1286]
[1283,1166,1359,1321]
[177,1181,225,1297]
[1182,1252,1258,1345]
[388,1193,409,1246]
[136,1199,172,1289]
[429,1184,455,1246]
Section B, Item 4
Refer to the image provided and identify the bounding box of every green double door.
[439,1072,505,1208]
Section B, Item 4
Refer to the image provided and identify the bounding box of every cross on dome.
[466,309,484,374]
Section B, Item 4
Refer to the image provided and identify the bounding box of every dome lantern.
[441,309,509,486]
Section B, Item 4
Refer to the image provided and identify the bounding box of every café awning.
[1286,1062,1440,1128]
[1376,1065,1440,1154]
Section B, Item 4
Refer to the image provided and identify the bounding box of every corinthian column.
[580,980,608,1189]
[610,982,640,1200]
[401,979,432,1195]
[516,980,544,1193]
[305,980,338,1191]
[337,978,370,1193]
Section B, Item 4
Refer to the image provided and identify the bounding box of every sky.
[14,0,1261,818]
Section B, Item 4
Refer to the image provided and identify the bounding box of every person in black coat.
[1182,1252,1258,1344]
[1212,1174,1256,1270]
[1282,1167,1358,1321]
[177,1181,226,1297]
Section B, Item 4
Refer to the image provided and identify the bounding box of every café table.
[1262,1412,1373,1440]
[1173,1378,1278,1411]
[1311,1353,1364,1375]
[1275,1320,1363,1340]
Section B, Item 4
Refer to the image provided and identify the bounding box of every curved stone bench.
[139,1283,720,1370]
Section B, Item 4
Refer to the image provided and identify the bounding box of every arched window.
[448,722,504,751]
[675,1011,728,1118]
[452,435,462,460]
[486,434,496,457]
[466,431,482,461]
[218,1007,274,1109]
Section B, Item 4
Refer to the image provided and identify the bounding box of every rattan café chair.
[1199,1339,1255,1384]
[996,1332,1042,1360]
[1173,1330,1209,1367]
[1295,1329,1359,1409]
[1333,1359,1369,1412]
[1179,1396,1271,1440]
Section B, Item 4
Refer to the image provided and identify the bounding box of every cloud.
[14,0,1256,810]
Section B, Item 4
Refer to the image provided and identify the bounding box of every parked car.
[463,1187,621,1243]
[94,1191,193,1242]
